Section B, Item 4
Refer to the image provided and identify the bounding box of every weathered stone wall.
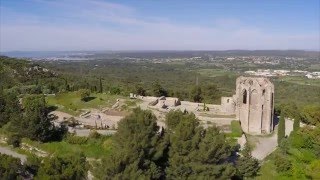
[221,97,236,115]
[235,76,274,135]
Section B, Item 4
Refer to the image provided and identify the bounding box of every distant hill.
[1,50,319,60]
[0,56,56,88]
[115,50,320,58]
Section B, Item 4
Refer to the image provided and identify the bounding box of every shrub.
[307,160,320,179]
[88,130,101,139]
[78,89,91,101]
[0,153,23,179]
[274,152,292,173]
[110,86,121,95]
[65,135,88,145]
[25,155,41,175]
[7,134,21,148]
[278,113,286,144]
[37,153,89,179]
[230,120,243,137]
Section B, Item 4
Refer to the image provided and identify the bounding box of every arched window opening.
[262,89,265,96]
[227,99,230,103]
[250,89,258,108]
[242,89,247,104]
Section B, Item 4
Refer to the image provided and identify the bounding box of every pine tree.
[22,95,54,142]
[37,153,88,179]
[10,95,67,142]
[190,85,202,102]
[166,111,236,179]
[94,108,168,179]
[293,113,300,132]
[278,112,286,144]
[236,143,260,178]
[0,91,21,128]
[99,77,103,93]
[152,81,167,97]
[64,78,70,91]
[0,89,7,127]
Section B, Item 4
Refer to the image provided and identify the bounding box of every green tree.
[0,154,23,179]
[301,105,320,125]
[25,155,41,176]
[293,113,301,132]
[166,111,236,179]
[9,95,67,142]
[94,108,168,179]
[307,160,320,179]
[36,153,88,180]
[273,152,292,173]
[0,89,6,127]
[236,143,260,178]
[202,84,221,103]
[7,133,22,148]
[278,112,286,144]
[78,89,91,101]
[22,95,56,142]
[165,110,186,131]
[64,78,70,92]
[0,91,20,128]
[135,85,146,96]
[190,85,202,102]
[110,86,121,95]
[152,81,167,97]
[99,77,103,93]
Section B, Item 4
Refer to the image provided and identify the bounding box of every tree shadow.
[47,105,58,112]
[273,115,279,128]
[82,96,96,102]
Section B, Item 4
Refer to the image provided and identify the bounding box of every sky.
[0,0,319,51]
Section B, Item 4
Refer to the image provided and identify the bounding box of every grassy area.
[46,92,128,115]
[198,113,236,118]
[309,63,320,71]
[228,120,243,137]
[256,160,280,180]
[278,76,320,87]
[198,69,232,77]
[23,136,113,159]
[1,127,113,159]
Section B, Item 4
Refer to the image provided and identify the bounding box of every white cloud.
[0,0,319,51]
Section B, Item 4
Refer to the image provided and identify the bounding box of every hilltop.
[0,56,57,89]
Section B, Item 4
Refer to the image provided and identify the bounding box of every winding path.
[0,145,27,164]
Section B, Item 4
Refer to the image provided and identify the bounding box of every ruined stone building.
[221,76,274,135]
[145,76,274,135]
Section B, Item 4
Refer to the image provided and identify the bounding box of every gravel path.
[0,145,27,164]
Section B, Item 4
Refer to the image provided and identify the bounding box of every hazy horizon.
[1,0,319,51]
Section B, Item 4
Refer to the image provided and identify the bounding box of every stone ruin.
[148,96,181,109]
[144,76,274,135]
[221,76,274,135]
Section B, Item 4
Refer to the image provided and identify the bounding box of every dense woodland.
[0,56,320,179]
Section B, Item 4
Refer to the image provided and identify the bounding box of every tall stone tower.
[235,76,274,134]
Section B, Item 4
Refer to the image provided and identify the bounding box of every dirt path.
[0,145,27,164]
